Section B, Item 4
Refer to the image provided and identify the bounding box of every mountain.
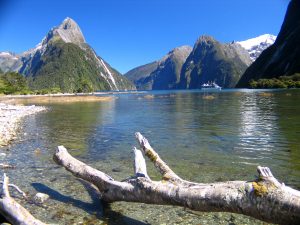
[237,0,300,87]
[178,35,252,89]
[0,52,23,73]
[124,61,159,90]
[237,34,276,61]
[0,17,135,92]
[124,46,192,90]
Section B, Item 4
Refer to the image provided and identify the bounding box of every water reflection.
[275,91,300,188]
[236,93,279,160]
[1,89,300,224]
[38,100,116,156]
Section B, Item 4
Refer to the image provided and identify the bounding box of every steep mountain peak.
[171,45,192,53]
[237,34,276,61]
[195,35,216,46]
[237,34,276,49]
[178,35,251,88]
[160,45,192,63]
[41,17,86,48]
[60,17,78,29]
[169,45,192,57]
[125,45,192,90]
[54,17,86,45]
[0,17,135,92]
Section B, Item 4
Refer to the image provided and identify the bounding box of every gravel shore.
[0,103,46,147]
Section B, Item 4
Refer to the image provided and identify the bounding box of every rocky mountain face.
[124,61,159,90]
[0,52,23,73]
[0,17,135,92]
[125,35,254,90]
[237,34,276,61]
[178,36,252,89]
[125,46,192,90]
[237,0,300,87]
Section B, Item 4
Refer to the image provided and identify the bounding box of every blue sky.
[0,0,289,73]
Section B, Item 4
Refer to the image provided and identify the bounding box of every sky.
[0,0,290,74]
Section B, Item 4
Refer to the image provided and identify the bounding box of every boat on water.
[201,82,222,90]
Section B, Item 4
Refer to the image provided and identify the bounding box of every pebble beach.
[0,93,117,147]
[0,103,46,147]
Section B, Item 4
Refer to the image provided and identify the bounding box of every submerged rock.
[34,192,50,204]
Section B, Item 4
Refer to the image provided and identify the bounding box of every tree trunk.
[53,132,300,225]
[0,173,47,225]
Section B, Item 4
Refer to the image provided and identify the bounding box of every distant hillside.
[237,0,300,88]
[125,46,192,90]
[124,61,159,90]
[0,18,135,92]
[126,35,253,90]
[178,36,252,89]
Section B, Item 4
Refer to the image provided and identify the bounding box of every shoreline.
[0,93,119,147]
[0,103,47,147]
[0,93,116,105]
[0,90,144,99]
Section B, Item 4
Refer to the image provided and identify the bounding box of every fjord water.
[3,89,300,224]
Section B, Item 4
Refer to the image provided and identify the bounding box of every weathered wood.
[53,133,300,225]
[0,181,28,199]
[0,173,46,225]
[133,147,150,179]
[135,132,182,183]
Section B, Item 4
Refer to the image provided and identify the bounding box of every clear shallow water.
[1,89,300,224]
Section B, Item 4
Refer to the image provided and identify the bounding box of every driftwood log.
[0,173,46,225]
[53,132,300,225]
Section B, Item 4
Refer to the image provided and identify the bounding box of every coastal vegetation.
[249,74,300,89]
[0,72,30,95]
[0,71,62,95]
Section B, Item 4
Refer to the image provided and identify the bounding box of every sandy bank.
[0,103,46,147]
[0,93,114,105]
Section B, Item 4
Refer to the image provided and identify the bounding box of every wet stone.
[112,167,122,172]
[34,192,50,204]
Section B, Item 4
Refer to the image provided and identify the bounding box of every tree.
[0,72,29,94]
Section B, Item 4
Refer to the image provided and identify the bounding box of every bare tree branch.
[133,147,150,179]
[0,181,28,199]
[0,173,46,225]
[53,133,300,225]
[135,132,182,182]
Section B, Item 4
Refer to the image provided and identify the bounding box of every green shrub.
[34,87,62,95]
[249,74,300,89]
[0,72,30,94]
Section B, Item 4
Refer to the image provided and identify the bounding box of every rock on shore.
[0,103,46,147]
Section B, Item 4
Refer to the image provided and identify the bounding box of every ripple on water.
[1,89,300,224]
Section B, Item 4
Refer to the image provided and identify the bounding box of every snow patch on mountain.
[0,52,12,57]
[0,52,18,61]
[237,34,276,61]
